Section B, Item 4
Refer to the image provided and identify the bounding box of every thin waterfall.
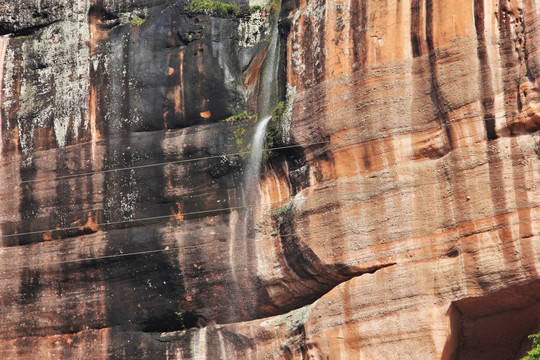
[228,10,281,320]
[244,16,280,205]
[0,36,9,158]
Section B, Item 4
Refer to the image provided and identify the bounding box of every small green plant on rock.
[131,17,146,26]
[185,0,242,18]
[271,199,294,232]
[223,111,257,123]
[233,127,247,147]
[522,333,540,360]
[271,100,286,123]
[174,311,186,330]
[263,101,286,159]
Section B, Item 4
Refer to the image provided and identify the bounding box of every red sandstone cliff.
[0,0,539,359]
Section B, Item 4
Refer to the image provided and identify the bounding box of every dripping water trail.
[229,14,280,320]
[0,35,9,158]
[243,14,281,204]
[243,114,272,204]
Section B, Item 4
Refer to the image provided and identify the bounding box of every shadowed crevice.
[277,204,396,314]
[0,20,59,37]
[142,311,207,332]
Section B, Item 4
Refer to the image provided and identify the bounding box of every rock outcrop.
[0,0,539,359]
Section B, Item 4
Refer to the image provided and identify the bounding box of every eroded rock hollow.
[0,0,539,358]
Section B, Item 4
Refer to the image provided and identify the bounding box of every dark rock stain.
[350,0,367,67]
[474,0,498,141]
[18,268,41,305]
[426,0,454,150]
[3,157,39,247]
[410,0,423,58]
[278,17,291,100]
[0,21,58,37]
[496,1,523,131]
[90,4,189,353]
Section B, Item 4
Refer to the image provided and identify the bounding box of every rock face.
[0,0,539,358]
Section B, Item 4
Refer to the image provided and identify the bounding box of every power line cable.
[0,114,537,267]
[1,138,535,241]
[4,202,539,270]
[3,140,331,187]
[2,165,538,240]
[1,112,532,188]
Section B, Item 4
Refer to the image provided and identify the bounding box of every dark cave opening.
[446,280,540,360]
[141,311,207,333]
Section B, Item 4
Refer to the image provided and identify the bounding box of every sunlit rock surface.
[0,0,539,358]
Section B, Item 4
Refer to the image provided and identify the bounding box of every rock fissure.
[0,20,60,37]
[0,320,112,342]
[156,261,397,334]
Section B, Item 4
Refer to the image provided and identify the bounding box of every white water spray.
[0,35,9,158]
[242,114,272,203]
[243,17,280,203]
[228,12,281,318]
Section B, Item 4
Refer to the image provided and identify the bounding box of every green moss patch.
[263,101,286,157]
[131,17,146,26]
[185,0,242,18]
[222,111,258,123]
[184,0,281,18]
[233,127,247,147]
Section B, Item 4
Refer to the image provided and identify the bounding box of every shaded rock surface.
[0,0,539,359]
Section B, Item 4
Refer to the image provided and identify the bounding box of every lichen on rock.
[237,8,270,47]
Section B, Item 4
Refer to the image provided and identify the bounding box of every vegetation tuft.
[522,333,540,360]
[263,101,286,159]
[174,312,186,330]
[271,199,294,229]
[184,0,242,18]
[184,0,280,18]
[222,111,257,123]
[233,127,247,147]
[271,101,286,123]
[131,17,146,26]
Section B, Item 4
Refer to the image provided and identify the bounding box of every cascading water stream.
[242,115,272,203]
[228,10,281,320]
[243,18,280,200]
[0,36,9,158]
[241,15,280,239]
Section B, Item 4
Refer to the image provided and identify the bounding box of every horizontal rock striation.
[0,0,539,359]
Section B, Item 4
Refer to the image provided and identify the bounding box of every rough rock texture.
[0,0,539,359]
